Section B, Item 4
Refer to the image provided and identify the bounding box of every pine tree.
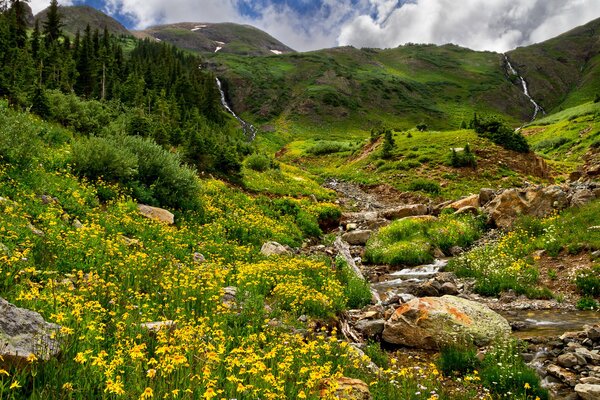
[31,86,51,119]
[382,129,395,159]
[31,19,40,59]
[9,0,29,48]
[42,0,62,44]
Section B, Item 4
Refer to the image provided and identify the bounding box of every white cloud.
[30,0,74,13]
[338,0,600,52]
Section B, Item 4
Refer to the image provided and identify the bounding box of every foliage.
[577,297,599,310]
[532,137,571,152]
[381,129,395,159]
[408,178,441,195]
[245,152,279,172]
[365,215,482,266]
[448,143,477,168]
[575,265,600,297]
[471,114,530,153]
[305,140,356,156]
[0,106,43,167]
[335,256,372,309]
[437,343,480,377]
[72,135,201,210]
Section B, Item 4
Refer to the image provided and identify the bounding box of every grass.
[365,214,483,266]
[450,200,600,298]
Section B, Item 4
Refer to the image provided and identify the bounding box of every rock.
[575,383,600,400]
[570,170,584,182]
[140,321,176,334]
[354,319,385,339]
[440,282,459,296]
[221,286,237,305]
[0,242,9,255]
[27,223,45,237]
[454,206,479,216]
[485,186,569,229]
[547,364,578,387]
[558,353,586,368]
[586,326,600,341]
[591,251,600,261]
[580,377,600,385]
[320,377,371,400]
[381,296,511,349]
[342,230,372,246]
[193,252,206,263]
[416,280,441,297]
[346,223,358,231]
[0,298,61,367]
[40,195,56,205]
[138,204,175,225]
[379,204,428,220]
[341,212,379,225]
[260,241,291,256]
[72,219,83,229]
[575,347,600,363]
[446,194,479,211]
[570,189,596,207]
[479,188,496,206]
[448,246,464,256]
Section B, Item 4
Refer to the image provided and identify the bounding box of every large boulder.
[484,186,568,229]
[138,204,175,225]
[0,298,61,367]
[382,296,511,349]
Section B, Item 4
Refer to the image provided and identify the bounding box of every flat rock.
[379,204,428,220]
[446,194,479,210]
[547,364,578,387]
[382,295,511,349]
[575,383,600,400]
[342,230,372,245]
[0,297,61,367]
[138,204,175,225]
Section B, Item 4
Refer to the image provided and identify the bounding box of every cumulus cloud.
[338,0,600,52]
[30,0,74,13]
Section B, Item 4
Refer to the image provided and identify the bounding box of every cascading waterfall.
[215,78,257,141]
[504,55,545,121]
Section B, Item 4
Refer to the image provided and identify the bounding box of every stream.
[215,78,257,141]
[504,54,545,121]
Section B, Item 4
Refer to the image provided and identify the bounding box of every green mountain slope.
[211,44,532,130]
[133,22,294,56]
[507,17,600,113]
[35,5,131,37]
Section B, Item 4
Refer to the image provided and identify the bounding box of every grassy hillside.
[212,44,533,132]
[134,22,294,56]
[507,17,600,113]
[35,5,131,37]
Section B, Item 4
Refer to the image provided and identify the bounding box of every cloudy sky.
[29,0,600,52]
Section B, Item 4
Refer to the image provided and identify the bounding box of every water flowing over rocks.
[381,296,511,349]
[0,298,61,367]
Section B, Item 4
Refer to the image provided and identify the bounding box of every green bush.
[437,344,480,376]
[363,341,389,369]
[72,135,201,210]
[245,153,278,172]
[336,256,372,309]
[305,141,354,156]
[532,137,571,152]
[577,296,599,310]
[0,107,43,167]
[472,114,530,153]
[575,265,600,296]
[408,179,441,195]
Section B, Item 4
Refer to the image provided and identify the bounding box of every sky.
[29,0,600,52]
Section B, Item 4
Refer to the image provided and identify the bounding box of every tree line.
[0,0,247,176]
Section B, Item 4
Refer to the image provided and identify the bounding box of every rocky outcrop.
[320,377,371,400]
[138,204,175,225]
[0,298,61,367]
[483,183,597,229]
[260,241,291,256]
[381,295,511,349]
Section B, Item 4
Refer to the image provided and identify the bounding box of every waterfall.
[215,78,257,141]
[504,55,545,122]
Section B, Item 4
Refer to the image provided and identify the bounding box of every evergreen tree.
[382,129,395,159]
[31,86,51,119]
[31,19,40,59]
[42,0,62,44]
[9,0,29,48]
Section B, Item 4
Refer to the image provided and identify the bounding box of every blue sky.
[30,0,600,52]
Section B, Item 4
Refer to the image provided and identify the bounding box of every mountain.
[35,5,131,37]
[133,22,294,56]
[507,17,600,113]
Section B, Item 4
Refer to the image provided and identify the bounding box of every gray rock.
[440,282,459,296]
[547,364,578,386]
[260,241,291,256]
[355,319,385,339]
[0,298,61,367]
[454,206,479,216]
[575,383,600,400]
[586,326,600,341]
[570,189,596,207]
[27,223,45,237]
[379,204,428,220]
[193,252,206,263]
[580,377,600,385]
[72,219,83,229]
[342,230,372,245]
[558,352,586,368]
[591,251,600,261]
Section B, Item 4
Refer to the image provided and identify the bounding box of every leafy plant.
[575,265,600,296]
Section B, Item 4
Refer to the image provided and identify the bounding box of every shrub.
[532,137,571,152]
[448,144,476,168]
[306,141,354,156]
[0,107,43,166]
[472,114,529,153]
[577,296,599,310]
[363,341,389,369]
[245,153,278,172]
[408,179,441,195]
[437,344,480,377]
[72,135,201,210]
[575,265,600,296]
[336,256,372,309]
